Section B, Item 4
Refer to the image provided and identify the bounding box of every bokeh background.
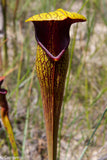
[0,0,107,159]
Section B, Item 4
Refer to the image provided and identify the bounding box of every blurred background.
[0,0,107,159]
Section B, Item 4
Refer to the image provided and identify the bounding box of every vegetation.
[0,0,107,160]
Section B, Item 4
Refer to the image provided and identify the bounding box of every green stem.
[22,66,35,159]
[2,0,8,69]
[0,40,3,70]
[22,100,30,160]
[14,44,23,131]
[13,0,20,58]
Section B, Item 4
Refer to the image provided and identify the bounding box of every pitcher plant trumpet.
[26,8,86,160]
[0,77,19,160]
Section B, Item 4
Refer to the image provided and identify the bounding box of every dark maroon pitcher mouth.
[33,19,72,61]
[0,77,7,95]
[0,88,7,95]
[26,9,86,60]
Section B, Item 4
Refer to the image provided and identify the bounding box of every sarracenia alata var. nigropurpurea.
[26,8,86,160]
[0,77,19,160]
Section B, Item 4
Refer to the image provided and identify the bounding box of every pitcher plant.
[0,76,19,160]
[26,8,86,160]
